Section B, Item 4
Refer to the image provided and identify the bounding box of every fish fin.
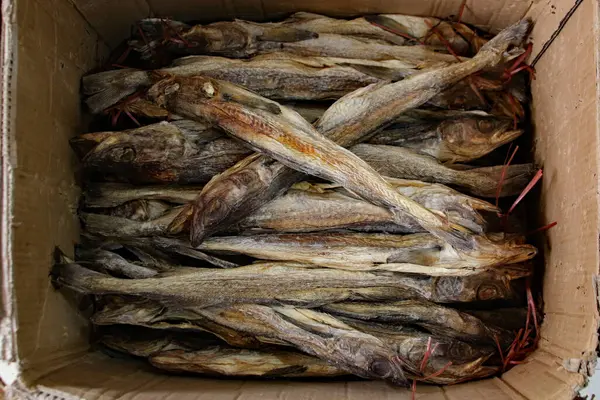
[364,15,414,39]
[340,63,410,81]
[258,27,318,42]
[167,203,194,235]
[221,83,282,115]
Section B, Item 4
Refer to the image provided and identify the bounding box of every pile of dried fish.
[52,13,546,387]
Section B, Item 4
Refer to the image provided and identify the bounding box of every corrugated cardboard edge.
[0,0,19,387]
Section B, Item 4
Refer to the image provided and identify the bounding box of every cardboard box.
[0,0,598,398]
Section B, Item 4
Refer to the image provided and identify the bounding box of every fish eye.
[109,147,136,163]
[476,283,500,300]
[476,119,495,132]
[202,82,215,97]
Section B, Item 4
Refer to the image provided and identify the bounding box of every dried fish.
[53,260,529,306]
[338,317,498,384]
[75,247,159,278]
[368,113,522,162]
[129,13,470,62]
[84,54,403,113]
[74,121,251,184]
[150,346,347,378]
[258,33,460,64]
[198,232,534,275]
[321,300,513,346]
[194,304,409,385]
[83,183,202,208]
[93,296,262,348]
[81,208,183,237]
[238,178,497,234]
[160,20,531,247]
[352,144,534,197]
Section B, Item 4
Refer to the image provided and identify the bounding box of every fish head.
[148,75,282,128]
[439,117,522,161]
[92,296,165,325]
[81,122,192,182]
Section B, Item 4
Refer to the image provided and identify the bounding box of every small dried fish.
[74,121,251,184]
[93,296,262,348]
[338,317,498,384]
[83,183,202,208]
[98,325,221,357]
[84,54,401,113]
[321,300,512,346]
[129,13,470,62]
[352,144,534,198]
[54,260,528,306]
[195,304,409,385]
[162,20,531,247]
[150,346,347,378]
[130,18,319,59]
[81,208,183,237]
[75,247,159,278]
[238,178,497,234]
[369,113,522,162]
[198,232,534,275]
[259,33,460,64]
[80,234,238,269]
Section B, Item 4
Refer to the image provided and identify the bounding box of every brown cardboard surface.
[1,0,599,398]
[529,0,600,366]
[5,0,104,383]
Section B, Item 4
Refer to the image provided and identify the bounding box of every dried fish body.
[150,346,347,378]
[352,144,534,197]
[74,121,251,184]
[81,208,183,238]
[84,54,396,113]
[129,14,468,61]
[194,304,409,385]
[198,232,534,275]
[164,20,532,247]
[259,33,460,64]
[199,232,442,268]
[321,300,512,346]
[75,247,159,278]
[54,260,528,307]
[338,317,498,384]
[247,178,497,234]
[369,114,522,162]
[92,296,262,348]
[83,183,202,208]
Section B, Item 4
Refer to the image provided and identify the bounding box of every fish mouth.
[82,136,137,165]
[491,129,523,146]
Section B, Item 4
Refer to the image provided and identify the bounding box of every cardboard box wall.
[0,0,598,398]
